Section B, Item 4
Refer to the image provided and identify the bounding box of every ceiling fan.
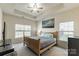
[27,3,43,13]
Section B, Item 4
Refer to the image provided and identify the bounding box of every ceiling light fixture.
[28,3,43,13]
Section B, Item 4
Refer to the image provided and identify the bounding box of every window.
[15,24,31,38]
[59,21,74,41]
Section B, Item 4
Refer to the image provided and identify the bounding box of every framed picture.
[42,18,55,28]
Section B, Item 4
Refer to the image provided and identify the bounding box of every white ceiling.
[0,3,79,21]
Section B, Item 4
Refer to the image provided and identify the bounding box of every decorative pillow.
[40,32,53,39]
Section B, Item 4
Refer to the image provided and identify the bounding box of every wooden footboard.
[24,37,56,55]
[24,37,40,55]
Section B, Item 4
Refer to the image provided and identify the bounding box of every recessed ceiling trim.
[14,9,36,18]
[3,11,37,21]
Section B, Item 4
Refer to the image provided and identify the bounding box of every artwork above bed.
[42,18,55,28]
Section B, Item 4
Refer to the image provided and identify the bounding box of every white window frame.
[59,21,74,41]
[15,24,31,38]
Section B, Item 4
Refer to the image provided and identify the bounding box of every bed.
[23,32,58,55]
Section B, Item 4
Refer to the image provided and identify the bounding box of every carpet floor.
[13,43,68,56]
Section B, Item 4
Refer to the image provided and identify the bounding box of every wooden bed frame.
[23,32,58,56]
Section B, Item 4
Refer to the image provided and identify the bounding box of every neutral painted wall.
[37,7,79,48]
[37,7,79,36]
[3,13,37,44]
[0,8,2,40]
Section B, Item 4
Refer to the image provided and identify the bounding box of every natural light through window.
[59,21,74,41]
[15,24,31,38]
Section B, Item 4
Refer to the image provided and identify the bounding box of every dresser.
[68,37,79,56]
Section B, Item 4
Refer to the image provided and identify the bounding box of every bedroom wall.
[37,6,79,48]
[37,7,79,36]
[0,8,3,41]
[3,13,37,44]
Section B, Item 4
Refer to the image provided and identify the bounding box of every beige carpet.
[13,43,68,56]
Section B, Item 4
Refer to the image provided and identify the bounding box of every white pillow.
[40,32,53,38]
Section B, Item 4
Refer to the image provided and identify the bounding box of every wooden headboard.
[51,32,58,38]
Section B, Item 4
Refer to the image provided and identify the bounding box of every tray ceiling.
[0,3,79,21]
